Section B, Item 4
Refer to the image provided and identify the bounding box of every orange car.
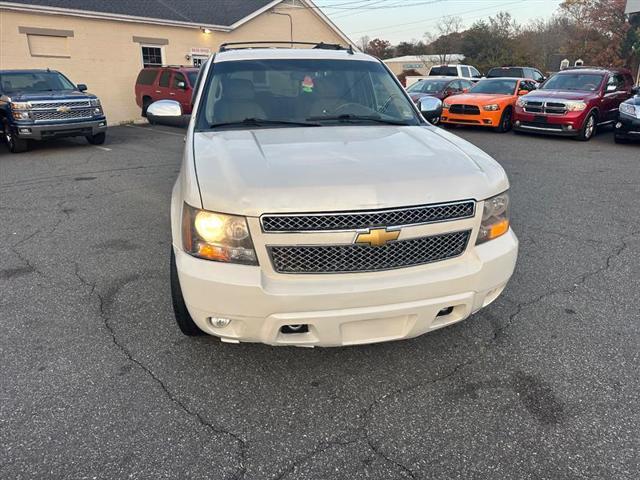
[441,78,537,132]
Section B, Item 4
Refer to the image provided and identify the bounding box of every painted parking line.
[95,146,112,151]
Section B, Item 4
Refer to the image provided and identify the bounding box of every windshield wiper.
[209,118,321,129]
[306,114,411,126]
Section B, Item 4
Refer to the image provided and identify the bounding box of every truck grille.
[31,109,94,121]
[261,201,475,232]
[30,100,91,109]
[28,100,94,122]
[523,101,567,115]
[449,104,480,115]
[269,230,471,274]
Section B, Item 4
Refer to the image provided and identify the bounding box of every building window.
[141,45,163,67]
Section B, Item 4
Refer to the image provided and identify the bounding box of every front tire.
[576,113,597,141]
[170,248,203,336]
[614,133,628,144]
[86,132,106,145]
[494,108,513,133]
[3,122,29,153]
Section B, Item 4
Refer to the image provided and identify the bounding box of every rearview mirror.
[146,100,186,126]
[419,97,443,125]
[77,84,87,92]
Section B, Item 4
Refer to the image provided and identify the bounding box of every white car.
[428,64,482,81]
[148,42,518,348]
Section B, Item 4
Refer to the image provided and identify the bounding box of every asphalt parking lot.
[1,124,639,480]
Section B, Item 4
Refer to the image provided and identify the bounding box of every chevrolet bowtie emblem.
[355,228,400,247]
[56,106,71,113]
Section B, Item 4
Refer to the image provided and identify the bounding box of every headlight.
[483,104,500,111]
[620,103,638,118]
[10,102,31,111]
[476,192,510,245]
[516,97,526,108]
[10,102,31,119]
[443,102,450,110]
[90,98,101,107]
[565,101,587,112]
[182,203,258,265]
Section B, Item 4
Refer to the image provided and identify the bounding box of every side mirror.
[146,100,185,126]
[632,86,640,95]
[77,84,88,92]
[518,90,528,96]
[462,88,469,93]
[177,81,187,90]
[419,96,443,124]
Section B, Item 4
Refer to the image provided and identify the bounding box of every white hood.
[192,126,508,217]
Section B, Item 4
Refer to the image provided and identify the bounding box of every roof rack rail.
[218,41,354,55]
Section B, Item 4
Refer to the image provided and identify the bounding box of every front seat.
[213,79,266,124]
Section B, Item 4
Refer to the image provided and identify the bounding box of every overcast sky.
[314,0,565,45]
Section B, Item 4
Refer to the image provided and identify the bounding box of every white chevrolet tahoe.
[147,42,518,347]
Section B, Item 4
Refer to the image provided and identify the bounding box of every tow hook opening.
[281,324,309,334]
[437,306,454,317]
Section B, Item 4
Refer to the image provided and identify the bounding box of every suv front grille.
[523,101,567,115]
[261,201,475,232]
[449,104,480,115]
[268,230,471,274]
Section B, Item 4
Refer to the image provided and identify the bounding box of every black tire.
[495,108,513,133]
[170,248,203,336]
[141,97,152,117]
[576,112,597,141]
[2,121,29,153]
[86,132,106,145]
[614,134,628,144]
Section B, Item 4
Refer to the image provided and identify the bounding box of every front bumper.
[513,108,585,136]
[13,118,107,140]
[615,114,640,140]
[175,229,518,347]
[441,109,502,127]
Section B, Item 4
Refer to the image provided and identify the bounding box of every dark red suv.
[135,66,199,116]
[514,67,635,141]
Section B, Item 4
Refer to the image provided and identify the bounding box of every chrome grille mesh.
[32,109,94,121]
[269,230,471,274]
[262,201,474,232]
[31,100,91,109]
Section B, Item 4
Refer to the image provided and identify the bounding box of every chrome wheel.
[584,116,595,139]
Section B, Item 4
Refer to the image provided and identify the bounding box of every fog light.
[209,317,231,328]
[567,125,573,131]
[616,122,622,129]
[515,120,521,127]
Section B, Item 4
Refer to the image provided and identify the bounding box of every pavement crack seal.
[72,270,247,480]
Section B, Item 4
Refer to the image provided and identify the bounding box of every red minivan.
[135,66,200,116]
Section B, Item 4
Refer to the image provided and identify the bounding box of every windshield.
[196,59,420,129]
[541,73,604,91]
[187,71,199,86]
[470,79,518,95]
[0,71,75,93]
[487,68,523,78]
[407,80,448,93]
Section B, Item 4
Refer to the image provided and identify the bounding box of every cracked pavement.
[1,125,639,479]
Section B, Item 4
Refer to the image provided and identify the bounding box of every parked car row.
[414,66,639,143]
